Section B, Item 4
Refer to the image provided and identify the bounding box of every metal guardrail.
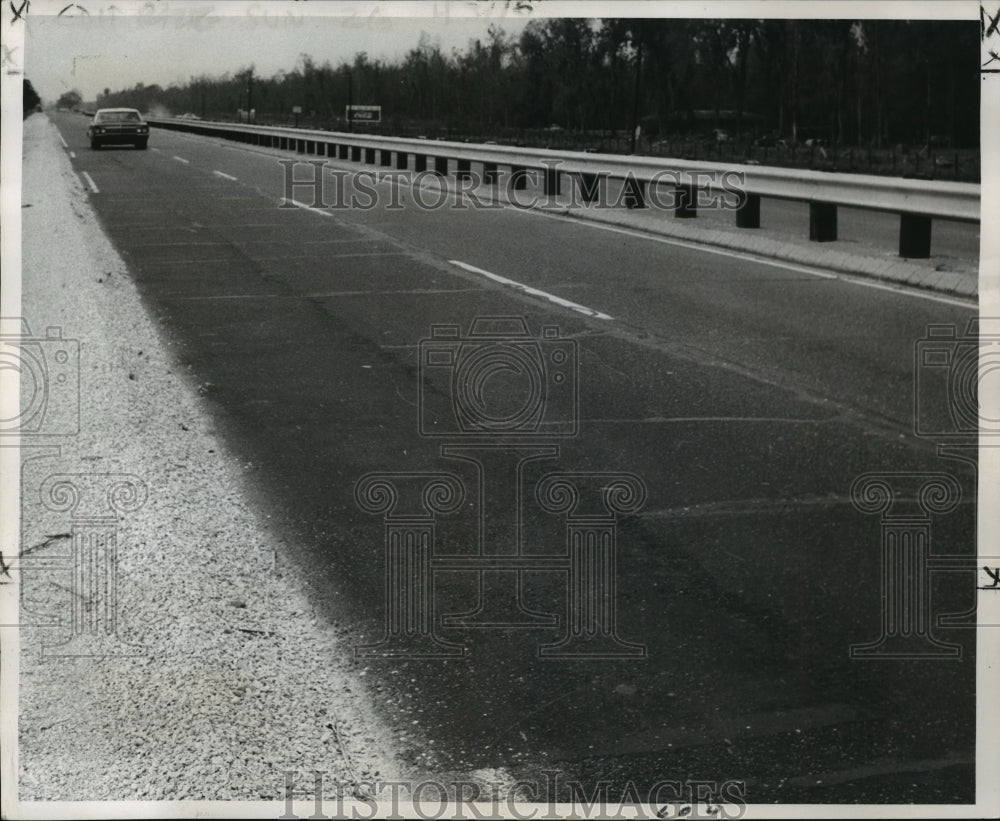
[148,117,980,259]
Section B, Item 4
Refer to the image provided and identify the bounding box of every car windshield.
[95,111,141,123]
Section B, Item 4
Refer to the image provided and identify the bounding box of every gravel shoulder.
[13,112,404,804]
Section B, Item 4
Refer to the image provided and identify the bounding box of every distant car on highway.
[87,108,149,150]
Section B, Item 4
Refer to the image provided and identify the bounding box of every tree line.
[84,18,978,148]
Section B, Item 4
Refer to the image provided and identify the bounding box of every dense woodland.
[59,19,979,149]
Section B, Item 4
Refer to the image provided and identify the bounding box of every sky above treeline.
[24,7,532,103]
[21,0,973,105]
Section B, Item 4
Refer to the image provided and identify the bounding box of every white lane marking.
[151,147,162,153]
[81,172,99,194]
[69,151,76,159]
[524,208,976,309]
[213,170,238,181]
[56,129,68,148]
[286,198,335,217]
[449,259,613,321]
[173,155,190,164]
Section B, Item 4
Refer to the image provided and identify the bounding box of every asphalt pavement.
[47,111,980,805]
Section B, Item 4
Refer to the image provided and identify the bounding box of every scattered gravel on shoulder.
[16,112,404,802]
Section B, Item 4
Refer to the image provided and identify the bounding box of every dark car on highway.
[87,108,149,150]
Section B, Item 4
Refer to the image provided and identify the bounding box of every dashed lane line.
[449,259,613,321]
[173,155,190,164]
[213,170,238,181]
[285,197,615,320]
[81,172,99,194]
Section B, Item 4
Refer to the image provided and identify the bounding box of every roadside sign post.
[346,105,381,130]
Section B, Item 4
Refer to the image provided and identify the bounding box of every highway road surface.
[49,111,980,804]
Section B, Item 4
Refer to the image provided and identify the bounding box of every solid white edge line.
[449,259,613,321]
[213,170,238,181]
[81,171,99,194]
[173,155,190,164]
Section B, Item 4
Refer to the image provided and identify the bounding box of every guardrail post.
[809,202,838,242]
[621,177,646,209]
[365,147,376,164]
[396,151,408,170]
[434,156,449,177]
[899,214,932,258]
[576,172,601,205]
[456,159,472,182]
[483,162,499,186]
[675,184,696,218]
[415,154,427,172]
[544,165,561,197]
[736,194,761,228]
[351,146,362,162]
[380,149,393,167]
[510,166,529,191]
